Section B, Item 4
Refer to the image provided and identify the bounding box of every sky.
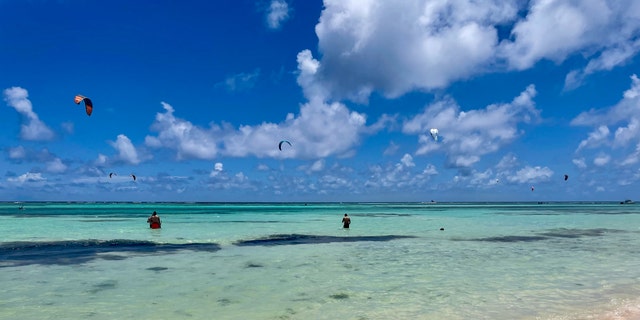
[2,0,640,202]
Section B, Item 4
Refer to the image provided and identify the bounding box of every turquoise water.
[1,202,640,319]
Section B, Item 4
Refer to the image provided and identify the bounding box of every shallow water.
[1,202,640,319]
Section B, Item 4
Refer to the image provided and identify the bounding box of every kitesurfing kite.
[74,95,93,116]
[564,174,569,181]
[131,174,136,181]
[429,128,439,141]
[278,140,292,151]
[109,172,116,178]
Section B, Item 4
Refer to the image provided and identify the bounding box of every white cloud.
[404,85,539,168]
[221,69,260,91]
[572,75,640,165]
[145,102,221,160]
[110,134,141,165]
[422,164,438,176]
[496,153,519,170]
[576,125,610,151]
[309,159,325,172]
[308,0,513,101]
[508,166,553,184]
[299,1,640,100]
[383,141,399,156]
[593,154,611,166]
[95,154,108,166]
[7,172,45,184]
[573,157,587,169]
[46,158,67,173]
[400,154,415,168]
[266,0,290,29]
[364,154,435,189]
[3,87,54,141]
[8,146,26,160]
[621,143,640,166]
[146,98,373,160]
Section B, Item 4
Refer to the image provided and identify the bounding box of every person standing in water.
[147,211,161,229]
[342,214,351,229]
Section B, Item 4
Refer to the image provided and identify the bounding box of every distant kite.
[429,128,439,141]
[278,140,292,151]
[74,95,93,116]
[531,186,535,191]
[131,174,136,181]
[564,174,569,181]
[109,172,116,178]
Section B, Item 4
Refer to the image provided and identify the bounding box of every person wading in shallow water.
[147,211,161,229]
[342,214,351,229]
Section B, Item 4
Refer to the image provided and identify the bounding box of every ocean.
[1,202,639,320]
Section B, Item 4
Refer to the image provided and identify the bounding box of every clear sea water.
[1,202,640,320]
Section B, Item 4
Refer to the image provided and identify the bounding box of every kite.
[429,128,439,141]
[531,186,535,191]
[109,172,116,178]
[278,140,292,151]
[564,174,568,181]
[74,95,93,116]
[131,174,136,181]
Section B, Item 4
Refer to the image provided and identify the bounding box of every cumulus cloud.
[207,168,254,190]
[307,0,512,101]
[109,134,141,165]
[508,166,553,184]
[7,172,45,184]
[46,158,67,173]
[572,74,640,165]
[266,0,290,29]
[6,146,56,164]
[146,98,373,160]
[576,125,610,151]
[364,154,436,189]
[145,102,221,160]
[573,157,587,169]
[3,87,55,141]
[403,85,539,169]
[8,146,26,160]
[300,0,640,101]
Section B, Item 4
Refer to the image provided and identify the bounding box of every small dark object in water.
[146,267,169,272]
[330,293,349,300]
[246,263,264,268]
[439,227,444,231]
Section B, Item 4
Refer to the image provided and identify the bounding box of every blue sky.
[2,0,640,202]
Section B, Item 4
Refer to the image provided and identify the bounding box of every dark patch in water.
[330,293,349,299]
[246,262,264,268]
[537,228,621,238]
[88,280,118,294]
[354,213,412,217]
[100,254,127,261]
[146,267,169,272]
[234,234,415,246]
[218,298,232,306]
[0,239,221,267]
[215,220,288,223]
[79,219,134,222]
[459,228,626,243]
[470,235,549,242]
